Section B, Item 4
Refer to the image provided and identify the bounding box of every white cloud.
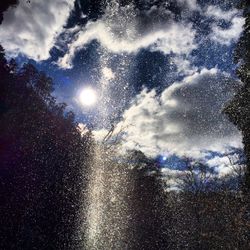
[211,16,244,45]
[207,156,234,177]
[0,0,74,60]
[177,0,200,11]
[204,6,244,45]
[102,67,115,80]
[205,6,239,21]
[172,56,198,76]
[57,1,197,68]
[58,20,196,68]
[93,128,109,142]
[116,68,242,158]
[56,3,244,69]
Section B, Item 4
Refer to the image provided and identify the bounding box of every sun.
[79,87,97,106]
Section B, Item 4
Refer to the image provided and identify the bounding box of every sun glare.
[79,87,97,106]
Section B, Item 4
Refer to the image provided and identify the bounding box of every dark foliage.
[0,45,93,249]
[127,156,169,250]
[118,152,250,249]
[166,190,250,249]
[224,0,250,188]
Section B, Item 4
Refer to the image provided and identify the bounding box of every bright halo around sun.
[79,87,97,106]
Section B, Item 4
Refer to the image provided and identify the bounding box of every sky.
[0,0,245,174]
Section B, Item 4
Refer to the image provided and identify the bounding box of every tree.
[124,150,170,249]
[0,49,94,249]
[166,157,250,249]
[179,158,215,194]
[224,0,250,188]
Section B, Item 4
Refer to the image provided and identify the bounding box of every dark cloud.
[0,0,18,24]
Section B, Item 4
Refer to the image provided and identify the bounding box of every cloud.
[102,67,115,81]
[205,5,239,21]
[0,0,74,60]
[171,56,198,76]
[92,128,109,142]
[204,6,244,45]
[57,1,197,68]
[58,21,196,68]
[176,0,200,11]
[210,16,244,45]
[56,2,244,68]
[116,68,242,158]
[207,156,233,177]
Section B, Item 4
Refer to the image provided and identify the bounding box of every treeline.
[88,147,250,249]
[0,46,93,249]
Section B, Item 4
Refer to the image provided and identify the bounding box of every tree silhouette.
[225,0,250,188]
[0,46,94,249]
[124,150,170,249]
